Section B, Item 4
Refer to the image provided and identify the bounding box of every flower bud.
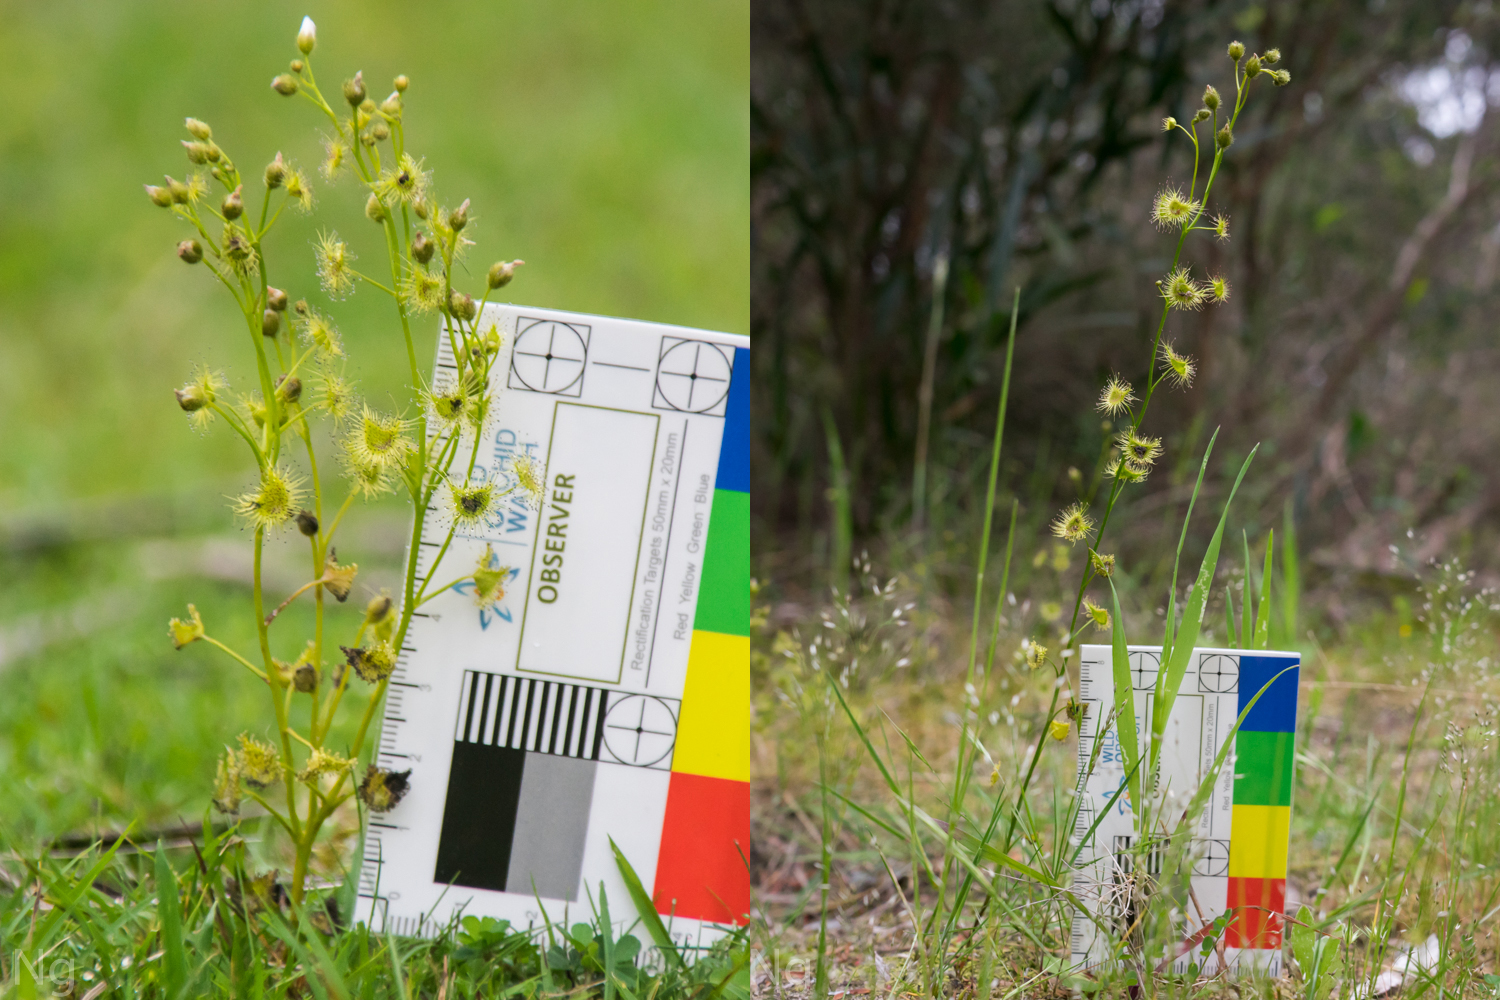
[294,298,310,316]
[275,375,302,404]
[1216,125,1234,150]
[411,231,435,263]
[371,121,390,141]
[184,117,212,140]
[360,98,377,115]
[365,192,387,223]
[412,198,429,221]
[449,291,476,321]
[177,239,203,263]
[381,91,402,116]
[1192,109,1211,123]
[290,59,304,73]
[265,152,287,189]
[175,384,209,411]
[293,662,318,693]
[204,142,223,163]
[483,327,502,354]
[394,74,409,93]
[1228,40,1245,61]
[183,141,209,164]
[1202,84,1220,111]
[165,175,190,203]
[344,71,366,107]
[448,198,470,232]
[1244,54,1261,78]
[268,287,288,311]
[272,74,299,96]
[262,309,281,337]
[222,185,244,220]
[1263,47,1281,64]
[145,184,172,208]
[296,509,319,536]
[487,259,523,289]
[1273,69,1292,86]
[297,15,317,54]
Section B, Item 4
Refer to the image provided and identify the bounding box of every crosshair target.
[1129,650,1161,690]
[511,320,588,394]
[601,695,677,768]
[1192,839,1231,877]
[1197,654,1239,693]
[655,340,732,412]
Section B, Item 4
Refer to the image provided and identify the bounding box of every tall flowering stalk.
[151,18,537,904]
[1053,42,1291,653]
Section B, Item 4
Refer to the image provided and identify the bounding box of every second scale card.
[358,304,750,945]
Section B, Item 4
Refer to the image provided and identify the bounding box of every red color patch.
[1226,876,1286,949]
[653,772,750,925]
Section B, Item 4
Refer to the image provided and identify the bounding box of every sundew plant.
[796,40,1299,996]
[147,17,538,905]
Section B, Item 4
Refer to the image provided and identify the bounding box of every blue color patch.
[1236,655,1300,733]
[714,347,750,494]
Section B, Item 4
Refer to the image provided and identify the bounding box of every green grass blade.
[154,841,189,998]
[1154,445,1258,747]
[1224,590,1237,651]
[1108,579,1140,818]
[1240,529,1253,649]
[1255,529,1274,649]
[1282,499,1300,645]
[610,837,683,970]
[1160,428,1220,659]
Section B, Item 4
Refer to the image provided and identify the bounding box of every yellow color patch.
[672,630,750,782]
[1228,805,1291,879]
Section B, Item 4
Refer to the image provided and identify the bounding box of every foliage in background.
[753,0,1500,627]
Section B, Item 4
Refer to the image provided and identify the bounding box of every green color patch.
[694,489,750,637]
[1232,730,1296,806]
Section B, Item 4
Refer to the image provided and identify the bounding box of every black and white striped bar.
[453,670,608,761]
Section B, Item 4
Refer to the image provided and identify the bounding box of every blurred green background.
[0,1,746,840]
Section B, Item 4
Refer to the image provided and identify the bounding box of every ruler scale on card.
[1069,645,1298,977]
[357,305,749,943]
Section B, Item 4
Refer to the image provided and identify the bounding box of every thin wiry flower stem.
[201,635,268,681]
